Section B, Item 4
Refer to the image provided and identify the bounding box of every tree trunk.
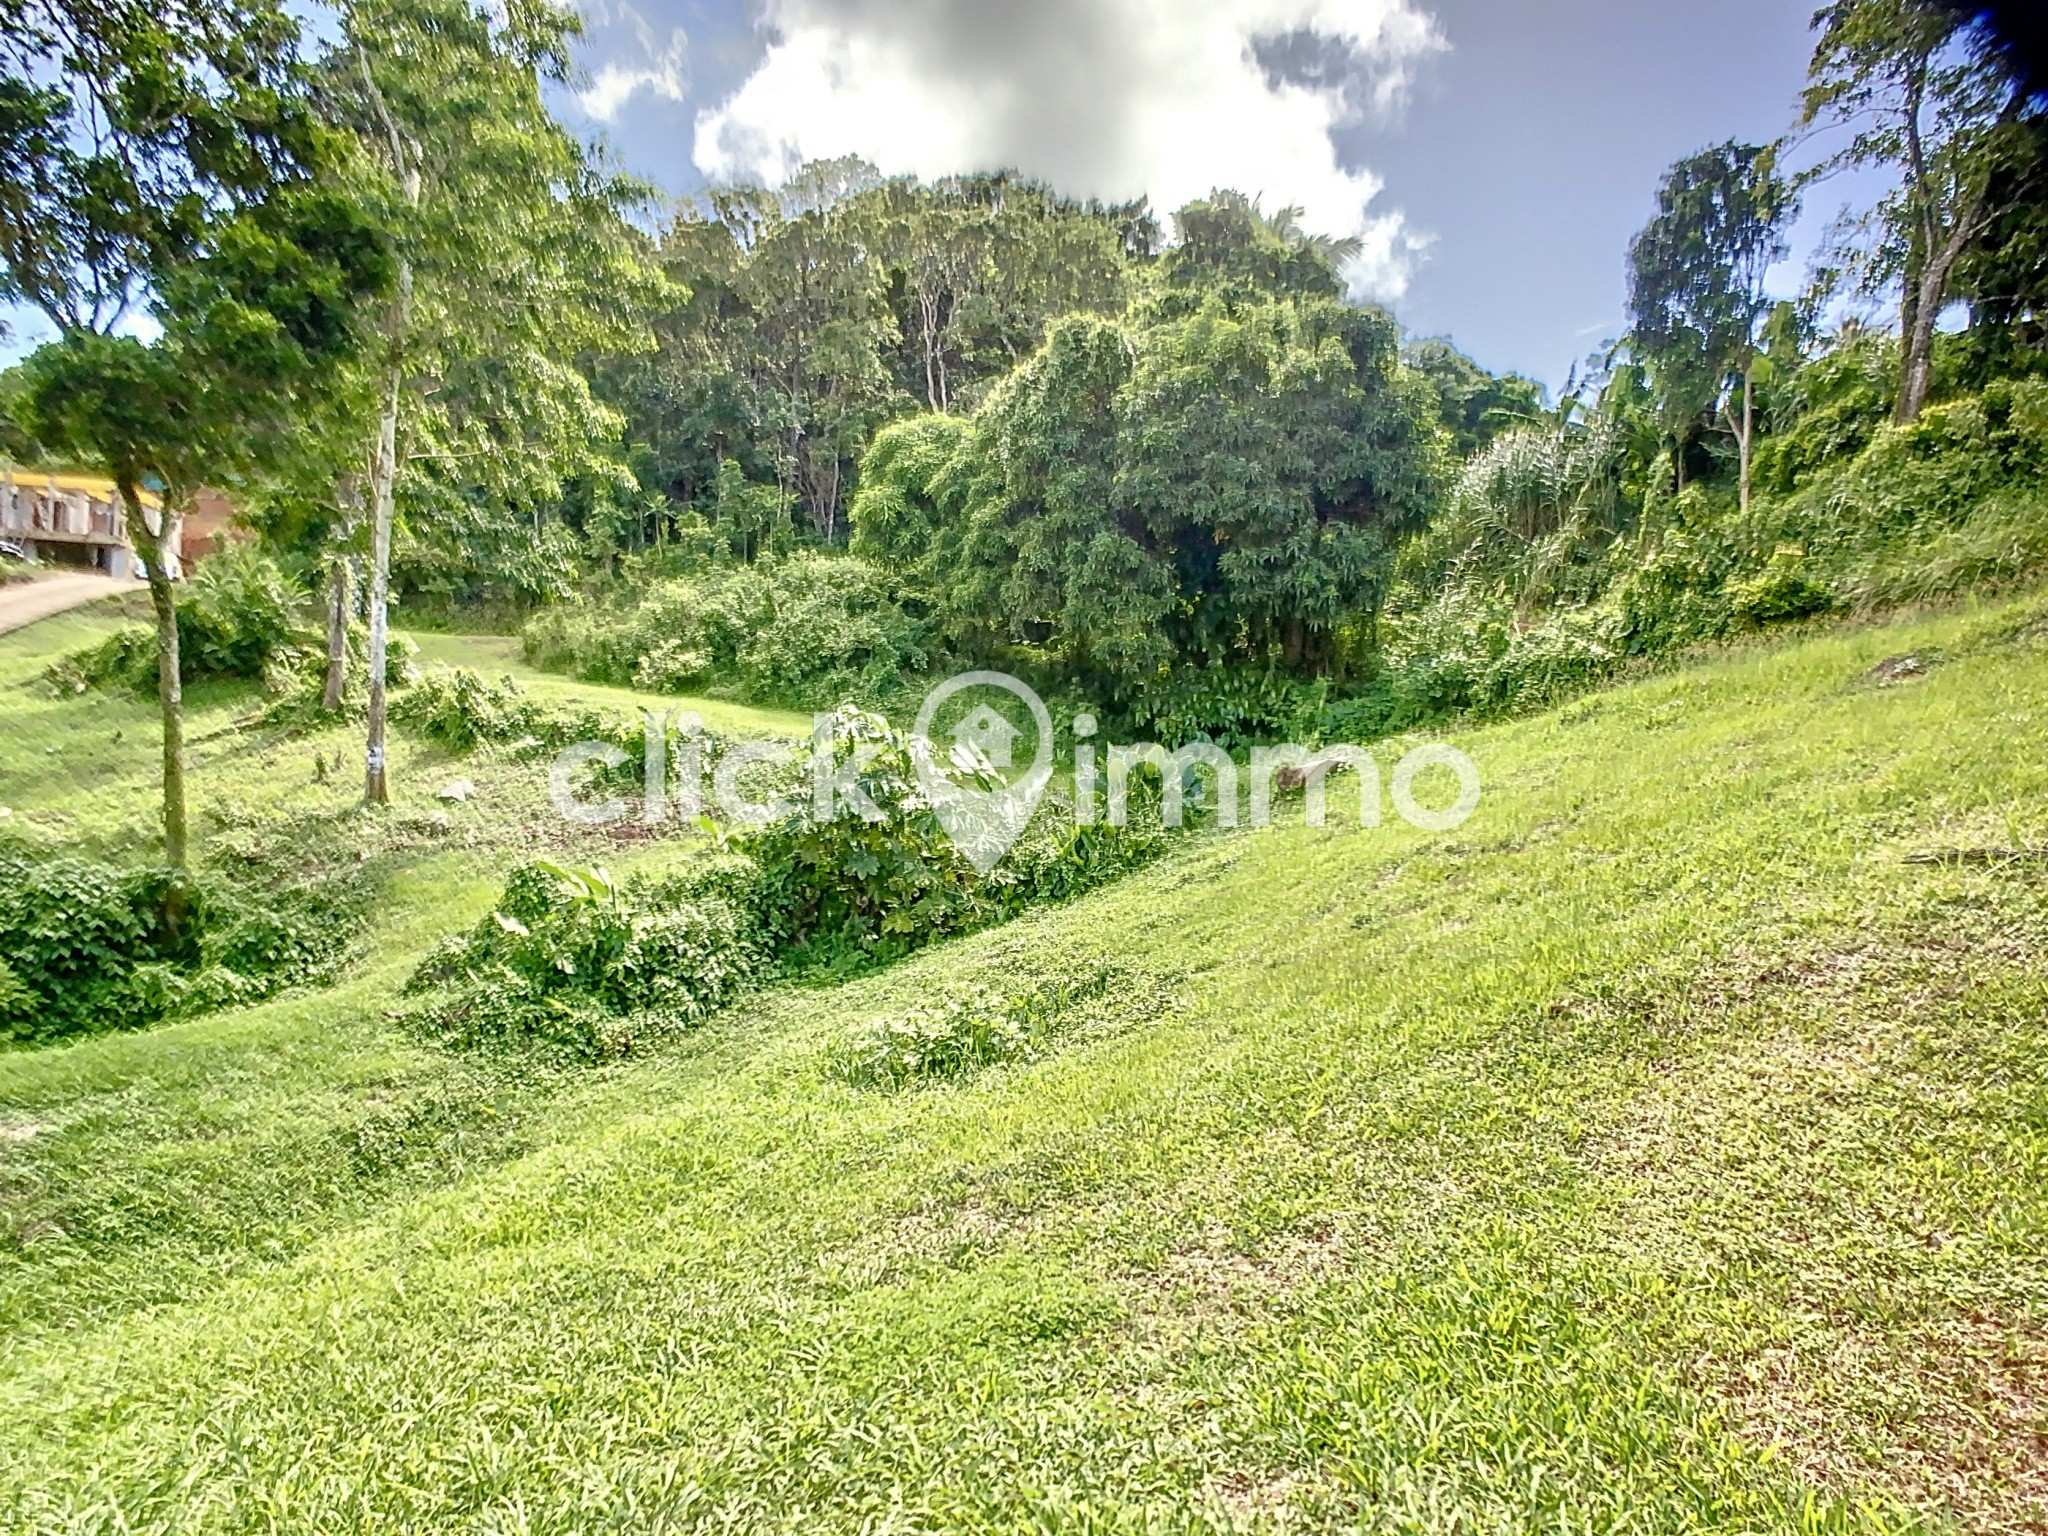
[124,481,188,870]
[364,358,400,804]
[1894,134,1992,425]
[356,52,417,805]
[1282,615,1305,668]
[323,554,353,711]
[1729,361,1755,515]
[919,286,943,412]
[1896,242,1963,425]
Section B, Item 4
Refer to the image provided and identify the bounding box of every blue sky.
[5,1,1892,391]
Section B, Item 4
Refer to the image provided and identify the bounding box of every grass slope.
[1,595,2046,1532]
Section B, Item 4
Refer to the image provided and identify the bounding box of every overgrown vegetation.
[46,551,313,695]
[397,707,1175,1054]
[0,852,358,1044]
[402,860,765,1060]
[826,961,1177,1090]
[5,584,2047,1530]
[741,709,1173,968]
[0,0,2044,1525]
[520,555,927,709]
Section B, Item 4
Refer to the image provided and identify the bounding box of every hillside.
[2,590,2045,1531]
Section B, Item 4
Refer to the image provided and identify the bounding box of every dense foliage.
[51,552,314,694]
[402,861,764,1060]
[521,555,927,708]
[0,854,358,1044]
[400,707,1174,1056]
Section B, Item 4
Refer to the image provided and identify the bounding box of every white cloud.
[576,6,689,122]
[691,0,1443,299]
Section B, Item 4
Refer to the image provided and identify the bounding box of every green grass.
[0,613,804,861]
[2,594,2047,1531]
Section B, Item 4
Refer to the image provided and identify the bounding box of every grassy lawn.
[1,594,2045,1531]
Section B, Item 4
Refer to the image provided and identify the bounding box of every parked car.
[0,538,33,564]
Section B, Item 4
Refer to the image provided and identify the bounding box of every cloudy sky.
[560,0,1873,391]
[2,1,1879,387]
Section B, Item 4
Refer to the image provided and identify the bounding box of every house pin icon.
[952,703,1022,769]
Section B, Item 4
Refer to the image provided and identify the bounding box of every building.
[180,487,238,566]
[0,470,234,578]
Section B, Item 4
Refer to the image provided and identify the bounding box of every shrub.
[0,854,358,1044]
[827,962,1174,1090]
[402,860,766,1060]
[1122,665,1328,751]
[1611,531,1734,654]
[251,633,419,729]
[390,667,649,758]
[178,549,307,679]
[521,555,927,709]
[391,669,549,752]
[53,549,315,694]
[1835,490,2048,611]
[1759,377,2048,560]
[1726,549,1835,628]
[740,707,988,960]
[739,708,1172,969]
[401,709,1177,1059]
[827,983,1042,1089]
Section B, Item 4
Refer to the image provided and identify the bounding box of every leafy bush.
[251,632,420,729]
[402,860,766,1060]
[828,983,1046,1090]
[1758,377,2048,558]
[390,667,657,760]
[0,854,358,1044]
[1835,490,2048,611]
[54,549,315,694]
[740,708,990,959]
[1750,334,1897,498]
[740,708,1173,969]
[522,554,927,708]
[1610,529,1735,654]
[1726,549,1835,628]
[391,669,552,752]
[1122,665,1328,751]
[401,709,1176,1060]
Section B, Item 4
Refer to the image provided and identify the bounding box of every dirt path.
[0,573,132,637]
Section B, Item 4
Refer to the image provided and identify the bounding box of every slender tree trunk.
[123,480,188,870]
[1737,362,1754,515]
[357,49,417,804]
[323,554,353,711]
[364,357,400,803]
[1896,230,1969,425]
[920,286,942,412]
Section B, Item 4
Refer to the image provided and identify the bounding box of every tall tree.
[1403,338,1544,459]
[882,173,1134,413]
[943,277,1444,691]
[328,0,663,803]
[1804,0,2035,423]
[1628,141,1796,511]
[0,0,386,867]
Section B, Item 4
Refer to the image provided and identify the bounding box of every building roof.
[0,468,161,511]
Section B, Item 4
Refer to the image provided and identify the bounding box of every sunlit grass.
[0,591,2045,1530]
